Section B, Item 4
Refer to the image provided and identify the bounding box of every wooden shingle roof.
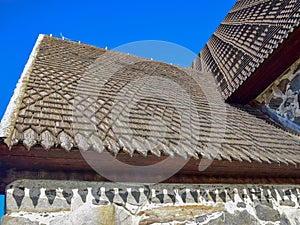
[192,0,300,103]
[1,35,300,165]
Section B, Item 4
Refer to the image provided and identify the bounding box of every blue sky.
[0,0,235,217]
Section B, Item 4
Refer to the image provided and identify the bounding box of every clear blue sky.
[0,0,235,217]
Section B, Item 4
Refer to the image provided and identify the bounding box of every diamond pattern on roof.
[1,35,300,164]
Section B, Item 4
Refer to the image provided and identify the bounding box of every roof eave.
[1,143,300,194]
[226,25,300,104]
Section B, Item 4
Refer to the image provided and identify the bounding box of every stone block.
[255,204,280,222]
[2,215,39,225]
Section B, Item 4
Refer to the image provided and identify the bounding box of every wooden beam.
[1,143,300,194]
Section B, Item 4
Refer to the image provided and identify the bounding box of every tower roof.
[192,0,300,103]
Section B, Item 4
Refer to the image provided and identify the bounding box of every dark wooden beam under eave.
[1,143,300,194]
[227,26,300,104]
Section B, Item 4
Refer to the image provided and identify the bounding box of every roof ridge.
[42,34,177,66]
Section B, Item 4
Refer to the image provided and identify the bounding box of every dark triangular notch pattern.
[12,187,25,208]
[29,188,40,207]
[62,189,73,205]
[78,189,88,203]
[45,189,56,205]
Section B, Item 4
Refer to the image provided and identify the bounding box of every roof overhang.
[1,141,300,194]
[227,26,300,104]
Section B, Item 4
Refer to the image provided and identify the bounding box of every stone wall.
[2,180,300,224]
[257,58,300,133]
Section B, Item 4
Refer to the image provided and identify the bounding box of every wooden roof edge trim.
[0,34,45,144]
[226,25,300,104]
[1,144,300,194]
[1,144,300,179]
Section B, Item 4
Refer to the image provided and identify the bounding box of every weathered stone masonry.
[257,58,300,134]
[2,180,300,225]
